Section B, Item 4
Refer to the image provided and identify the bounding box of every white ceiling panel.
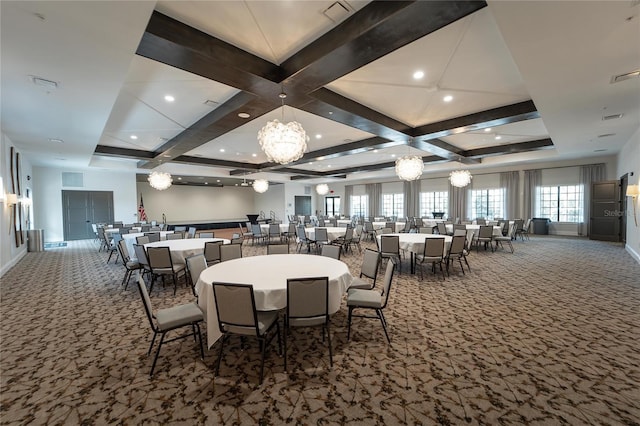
[441,118,549,150]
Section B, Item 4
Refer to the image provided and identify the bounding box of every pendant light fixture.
[257,92,308,164]
[148,171,173,191]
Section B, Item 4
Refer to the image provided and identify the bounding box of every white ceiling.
[1,1,638,186]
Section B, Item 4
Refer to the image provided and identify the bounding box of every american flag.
[138,195,147,222]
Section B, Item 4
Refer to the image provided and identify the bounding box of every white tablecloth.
[336,219,352,226]
[377,233,452,256]
[123,231,175,256]
[144,238,229,264]
[372,221,405,233]
[446,224,502,237]
[104,226,143,235]
[195,254,353,348]
[306,227,348,241]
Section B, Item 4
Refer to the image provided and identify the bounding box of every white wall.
[1,133,32,277]
[254,184,286,222]
[617,128,640,263]
[33,168,137,242]
[137,182,255,224]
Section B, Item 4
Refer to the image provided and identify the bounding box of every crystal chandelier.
[252,179,269,193]
[449,170,472,187]
[148,171,173,190]
[395,156,424,181]
[257,93,308,164]
[316,184,329,195]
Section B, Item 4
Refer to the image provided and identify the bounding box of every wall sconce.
[6,193,18,206]
[626,184,639,227]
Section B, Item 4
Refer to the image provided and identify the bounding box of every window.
[350,195,368,218]
[325,196,340,217]
[538,185,583,222]
[419,191,448,217]
[471,189,504,219]
[382,193,403,218]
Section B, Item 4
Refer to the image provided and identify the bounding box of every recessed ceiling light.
[443,95,453,102]
[373,149,378,153]
[495,135,502,140]
[219,148,225,152]
[238,112,250,119]
[308,162,313,165]
[318,156,325,161]
[328,112,333,115]
[315,134,322,139]
[235,184,238,186]
[236,152,240,156]
[391,154,396,158]
[484,128,491,132]
[216,179,220,183]
[413,70,424,80]
[48,138,64,143]
[252,153,257,157]
[130,135,138,140]
[205,182,208,185]
[327,165,332,168]
[163,154,170,158]
[177,177,182,180]
[164,95,175,102]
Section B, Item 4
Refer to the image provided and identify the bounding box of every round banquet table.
[195,254,353,348]
[144,238,229,265]
[123,231,174,257]
[306,226,348,241]
[376,233,452,274]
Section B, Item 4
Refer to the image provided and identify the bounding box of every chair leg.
[147,331,158,356]
[150,331,167,376]
[259,336,267,385]
[347,307,353,341]
[195,323,205,360]
[377,309,391,344]
[283,319,288,372]
[326,321,333,366]
[215,334,227,376]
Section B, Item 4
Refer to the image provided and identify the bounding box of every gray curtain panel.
[523,169,541,220]
[403,180,420,218]
[366,183,381,217]
[344,185,353,217]
[579,163,606,236]
[500,171,520,219]
[448,184,467,222]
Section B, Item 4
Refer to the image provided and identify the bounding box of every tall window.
[419,191,448,217]
[325,196,340,217]
[471,189,504,219]
[538,185,583,222]
[382,193,403,218]
[350,195,368,218]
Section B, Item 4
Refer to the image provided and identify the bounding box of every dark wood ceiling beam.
[412,100,540,140]
[94,145,156,160]
[463,138,554,158]
[281,1,487,91]
[172,155,261,170]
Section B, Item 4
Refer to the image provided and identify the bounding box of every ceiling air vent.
[603,113,623,121]
[597,133,616,138]
[323,1,351,23]
[610,69,640,84]
[62,172,83,187]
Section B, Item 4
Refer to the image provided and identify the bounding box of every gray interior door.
[294,196,312,216]
[63,190,114,240]
[589,180,620,242]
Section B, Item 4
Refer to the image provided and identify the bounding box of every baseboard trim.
[0,248,27,278]
[625,244,640,264]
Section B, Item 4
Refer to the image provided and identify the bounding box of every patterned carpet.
[1,233,639,425]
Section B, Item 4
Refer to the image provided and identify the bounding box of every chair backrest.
[296,225,308,241]
[315,228,329,243]
[436,222,447,235]
[147,246,174,269]
[419,226,433,234]
[136,235,150,245]
[523,218,532,231]
[186,254,207,287]
[380,260,396,309]
[174,226,187,232]
[111,232,123,245]
[385,221,395,230]
[320,244,341,259]
[117,239,131,262]
[380,235,400,254]
[133,244,149,267]
[251,223,263,236]
[354,224,363,237]
[478,225,494,238]
[402,221,412,232]
[141,225,151,232]
[220,243,242,262]
[360,248,380,281]
[453,228,467,236]
[343,227,354,242]
[144,232,160,243]
[166,232,183,240]
[318,218,326,227]
[501,221,510,236]
[476,218,487,225]
[231,237,243,245]
[364,222,374,232]
[136,276,157,331]
[187,227,197,238]
[199,232,215,238]
[465,230,475,250]
[204,240,223,263]
[286,277,329,324]
[448,235,466,256]
[287,222,296,235]
[269,223,280,236]
[267,244,289,254]
[212,282,259,336]
[424,237,445,258]
[380,227,393,234]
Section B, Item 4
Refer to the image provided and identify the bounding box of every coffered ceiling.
[2,1,638,187]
